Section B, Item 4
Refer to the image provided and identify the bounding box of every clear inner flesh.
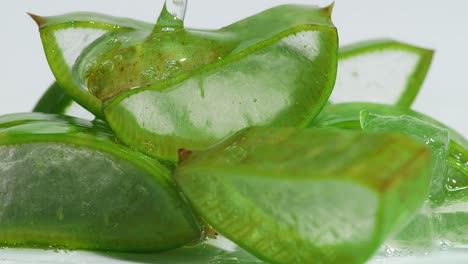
[0,142,199,251]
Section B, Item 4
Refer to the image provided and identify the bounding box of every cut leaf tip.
[27,12,45,27]
[323,2,335,18]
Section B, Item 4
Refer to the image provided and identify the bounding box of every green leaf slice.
[103,5,338,161]
[360,111,450,204]
[360,111,468,249]
[310,103,467,201]
[174,127,432,264]
[311,103,468,249]
[310,103,468,149]
[32,12,152,117]
[33,82,94,120]
[0,113,201,252]
[331,40,434,107]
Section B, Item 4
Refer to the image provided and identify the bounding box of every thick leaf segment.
[360,111,468,247]
[0,113,201,252]
[310,103,468,249]
[310,103,468,149]
[175,127,432,264]
[103,5,339,161]
[32,12,153,117]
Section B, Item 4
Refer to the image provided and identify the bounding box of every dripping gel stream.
[78,0,239,101]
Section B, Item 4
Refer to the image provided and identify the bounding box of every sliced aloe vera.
[33,82,94,119]
[361,112,468,248]
[360,112,449,250]
[361,111,450,205]
[32,12,152,117]
[104,5,338,161]
[0,113,201,252]
[312,104,468,249]
[310,103,468,149]
[331,40,433,107]
[311,103,467,201]
[174,127,432,264]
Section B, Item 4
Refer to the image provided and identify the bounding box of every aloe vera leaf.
[313,104,468,248]
[79,26,241,102]
[360,111,450,205]
[310,103,468,149]
[174,127,432,264]
[103,4,338,161]
[31,12,152,117]
[331,40,433,107]
[359,112,449,250]
[0,113,201,252]
[33,82,72,114]
[311,103,467,205]
[32,82,93,119]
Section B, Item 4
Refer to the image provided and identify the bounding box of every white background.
[0,0,467,137]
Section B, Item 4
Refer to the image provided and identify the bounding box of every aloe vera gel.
[0,113,201,251]
[0,0,466,263]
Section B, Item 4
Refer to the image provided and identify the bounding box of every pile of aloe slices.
[0,3,466,264]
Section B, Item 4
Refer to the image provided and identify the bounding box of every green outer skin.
[0,113,201,252]
[220,4,334,50]
[35,12,152,118]
[32,82,74,115]
[103,4,338,162]
[174,127,432,264]
[309,103,468,189]
[338,40,434,107]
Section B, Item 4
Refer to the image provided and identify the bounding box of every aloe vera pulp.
[311,103,468,250]
[102,4,338,161]
[175,127,432,264]
[0,113,201,252]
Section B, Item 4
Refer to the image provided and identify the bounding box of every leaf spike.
[322,2,335,18]
[27,12,46,27]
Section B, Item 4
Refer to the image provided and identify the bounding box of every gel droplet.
[224,143,247,164]
[165,0,187,21]
[107,38,120,46]
[141,67,157,81]
[84,61,97,78]
[439,241,450,251]
[384,246,395,257]
[100,60,115,73]
[155,0,187,32]
[166,59,181,70]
